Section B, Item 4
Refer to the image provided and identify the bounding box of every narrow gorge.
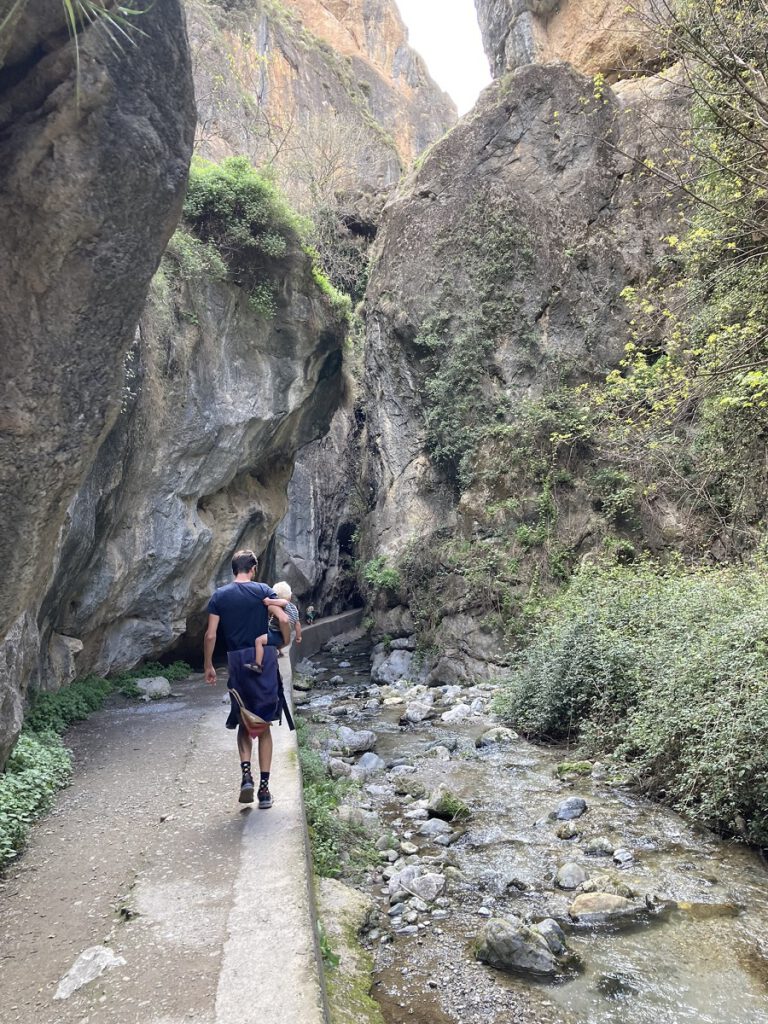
[1,1,767,1023]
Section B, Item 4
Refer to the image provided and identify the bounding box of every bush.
[360,556,401,594]
[0,732,72,866]
[296,722,374,878]
[494,562,768,843]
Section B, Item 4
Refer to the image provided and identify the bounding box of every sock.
[259,771,270,787]
[240,761,252,775]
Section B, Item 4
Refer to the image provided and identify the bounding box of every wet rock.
[330,674,344,684]
[556,862,589,890]
[54,947,127,999]
[476,727,519,747]
[401,701,434,725]
[441,703,472,723]
[613,847,635,866]
[337,726,376,754]
[393,776,427,799]
[428,745,452,760]
[419,818,453,838]
[352,752,386,779]
[556,797,588,820]
[532,918,568,956]
[556,822,580,840]
[476,917,565,976]
[569,892,637,923]
[328,757,353,779]
[579,872,636,899]
[427,783,469,822]
[584,836,614,857]
[427,736,459,752]
[408,873,446,904]
[134,676,171,699]
[372,649,414,685]
[338,661,352,668]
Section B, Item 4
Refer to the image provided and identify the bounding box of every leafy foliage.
[296,720,374,878]
[494,561,768,844]
[360,556,401,595]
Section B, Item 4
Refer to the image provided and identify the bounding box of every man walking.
[204,549,290,805]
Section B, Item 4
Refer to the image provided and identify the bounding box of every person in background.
[247,581,301,671]
[204,550,290,805]
[305,604,316,624]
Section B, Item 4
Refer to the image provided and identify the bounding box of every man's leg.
[238,725,255,803]
[256,726,273,808]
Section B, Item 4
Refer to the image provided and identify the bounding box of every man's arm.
[204,613,220,685]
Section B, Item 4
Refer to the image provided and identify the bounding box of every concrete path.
[0,658,326,1024]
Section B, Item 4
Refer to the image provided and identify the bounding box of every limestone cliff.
[188,0,456,191]
[359,61,685,671]
[474,0,663,80]
[0,2,196,765]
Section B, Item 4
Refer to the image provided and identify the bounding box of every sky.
[395,0,492,115]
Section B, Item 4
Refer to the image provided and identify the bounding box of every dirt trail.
[0,671,323,1024]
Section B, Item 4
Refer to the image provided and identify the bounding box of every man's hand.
[205,666,217,686]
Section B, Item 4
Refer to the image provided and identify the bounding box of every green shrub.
[166,229,227,281]
[494,561,768,843]
[24,674,113,734]
[296,726,373,878]
[0,732,72,866]
[360,556,401,594]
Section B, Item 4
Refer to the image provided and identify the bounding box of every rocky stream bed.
[296,634,768,1024]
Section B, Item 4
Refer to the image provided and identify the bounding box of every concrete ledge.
[291,608,365,665]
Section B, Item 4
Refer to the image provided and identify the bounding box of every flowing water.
[297,638,768,1024]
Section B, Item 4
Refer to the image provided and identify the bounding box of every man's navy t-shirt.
[207,582,277,652]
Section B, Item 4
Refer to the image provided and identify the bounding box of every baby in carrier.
[246,580,302,672]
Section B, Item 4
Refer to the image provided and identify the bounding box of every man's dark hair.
[232,549,258,576]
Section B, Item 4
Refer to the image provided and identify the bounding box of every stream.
[296,635,768,1024]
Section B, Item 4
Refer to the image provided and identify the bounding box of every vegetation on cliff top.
[164,155,350,322]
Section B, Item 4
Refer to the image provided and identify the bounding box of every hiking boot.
[239,772,255,803]
[245,662,262,674]
[257,782,273,809]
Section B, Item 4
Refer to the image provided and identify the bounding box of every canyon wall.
[0,3,196,764]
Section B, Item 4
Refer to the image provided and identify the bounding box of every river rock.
[475,917,565,976]
[556,797,588,820]
[134,676,171,699]
[352,752,386,779]
[372,649,414,684]
[584,836,614,857]
[430,745,452,761]
[532,918,568,956]
[569,893,637,922]
[419,818,453,838]
[556,862,589,890]
[580,872,636,899]
[427,783,469,821]
[408,873,446,904]
[337,726,376,754]
[441,703,472,723]
[328,757,353,779]
[613,847,635,866]
[401,701,434,724]
[476,726,519,747]
[400,841,419,856]
[388,864,425,901]
[556,822,580,840]
[330,674,344,684]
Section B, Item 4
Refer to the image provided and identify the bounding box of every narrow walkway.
[0,656,326,1024]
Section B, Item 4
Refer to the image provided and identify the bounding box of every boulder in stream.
[556,797,588,820]
[372,649,414,684]
[556,862,589,890]
[401,701,434,725]
[475,726,518,747]
[584,836,614,857]
[441,703,472,723]
[427,783,469,821]
[476,917,570,976]
[569,892,639,924]
[336,726,376,754]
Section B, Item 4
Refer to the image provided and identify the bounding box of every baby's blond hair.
[273,581,292,601]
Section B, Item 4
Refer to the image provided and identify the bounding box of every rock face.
[189,0,456,185]
[474,0,663,79]
[0,2,195,765]
[44,250,345,680]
